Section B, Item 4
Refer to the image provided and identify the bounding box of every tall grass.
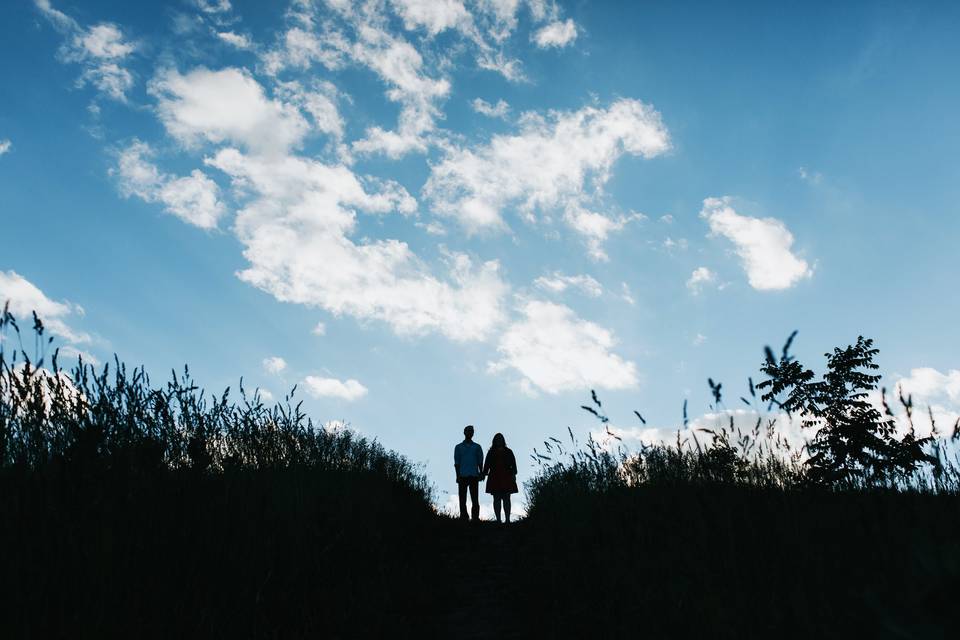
[0,306,430,499]
[0,308,440,638]
[517,335,960,638]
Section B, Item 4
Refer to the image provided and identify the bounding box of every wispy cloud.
[686,267,716,294]
[534,272,603,298]
[471,97,510,119]
[34,1,137,101]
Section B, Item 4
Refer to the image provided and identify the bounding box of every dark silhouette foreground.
[2,316,957,638]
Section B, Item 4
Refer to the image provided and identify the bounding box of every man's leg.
[469,478,480,521]
[458,479,468,520]
[493,495,502,522]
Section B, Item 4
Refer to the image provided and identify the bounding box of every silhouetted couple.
[454,425,518,523]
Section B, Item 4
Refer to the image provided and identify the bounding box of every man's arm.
[454,445,460,481]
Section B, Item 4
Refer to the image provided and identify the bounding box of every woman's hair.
[491,433,506,449]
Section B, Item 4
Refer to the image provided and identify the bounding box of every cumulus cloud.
[700,197,812,291]
[0,139,10,156]
[686,266,716,294]
[34,1,137,101]
[0,270,89,344]
[887,368,960,438]
[302,375,368,401]
[489,300,638,395]
[534,272,603,297]
[532,18,577,48]
[425,99,669,257]
[205,148,508,342]
[149,67,310,155]
[115,141,226,229]
[390,0,472,35]
[262,356,287,374]
[471,97,510,119]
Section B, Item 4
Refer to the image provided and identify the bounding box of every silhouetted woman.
[482,433,518,523]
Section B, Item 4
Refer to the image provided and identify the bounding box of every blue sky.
[2,0,959,513]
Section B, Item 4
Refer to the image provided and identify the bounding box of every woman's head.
[492,433,506,449]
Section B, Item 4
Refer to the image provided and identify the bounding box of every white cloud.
[471,97,510,119]
[57,345,99,365]
[275,80,345,142]
[425,99,669,257]
[261,0,532,158]
[0,139,10,156]
[532,18,577,48]
[302,375,368,401]
[262,356,287,374]
[345,26,451,158]
[312,322,327,336]
[887,368,960,438]
[686,266,716,294]
[0,270,89,344]
[149,67,310,155]
[115,141,226,229]
[701,197,812,291]
[660,214,674,224]
[620,282,636,306]
[593,409,809,457]
[390,0,472,35]
[563,205,642,261]
[34,1,136,101]
[534,272,603,298]
[692,333,707,346]
[416,220,447,236]
[196,0,231,13]
[206,148,508,342]
[663,236,687,251]
[262,2,451,158]
[216,31,252,49]
[489,300,638,395]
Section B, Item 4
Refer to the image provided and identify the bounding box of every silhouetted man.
[454,425,484,521]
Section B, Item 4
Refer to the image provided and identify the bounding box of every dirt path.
[435,520,525,638]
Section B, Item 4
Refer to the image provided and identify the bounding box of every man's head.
[463,425,474,441]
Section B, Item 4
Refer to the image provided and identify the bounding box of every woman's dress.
[483,447,518,495]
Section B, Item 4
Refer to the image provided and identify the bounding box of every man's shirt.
[454,440,484,478]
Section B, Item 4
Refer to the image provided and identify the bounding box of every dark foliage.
[758,335,935,485]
